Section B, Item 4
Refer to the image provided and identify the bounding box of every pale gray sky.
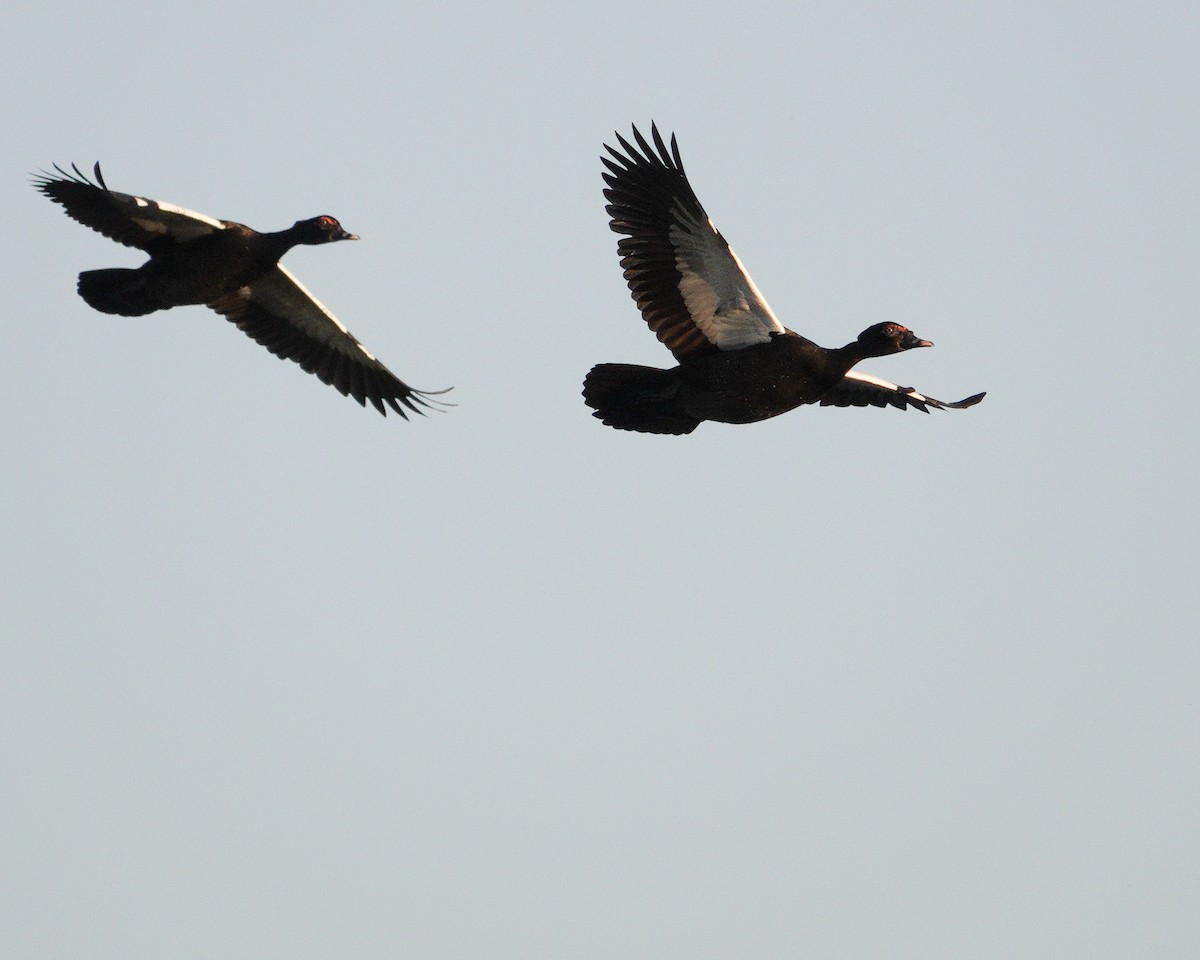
[3,1,1197,957]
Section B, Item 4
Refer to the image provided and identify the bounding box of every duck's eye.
[318,216,336,227]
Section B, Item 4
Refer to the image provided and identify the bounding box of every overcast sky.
[3,1,1197,957]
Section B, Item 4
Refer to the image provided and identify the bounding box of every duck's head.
[294,215,359,244]
[856,322,933,357]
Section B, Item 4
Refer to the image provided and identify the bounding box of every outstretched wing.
[821,370,986,413]
[602,124,785,362]
[33,162,224,251]
[209,265,448,418]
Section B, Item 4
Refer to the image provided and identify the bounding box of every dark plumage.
[34,163,446,417]
[582,125,985,434]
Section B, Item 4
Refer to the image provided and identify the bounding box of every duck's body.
[583,125,984,434]
[584,333,844,434]
[76,221,320,316]
[35,163,444,417]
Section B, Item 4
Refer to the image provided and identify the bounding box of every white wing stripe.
[129,196,225,230]
[668,206,784,351]
[843,370,930,402]
[267,265,379,361]
[104,189,226,241]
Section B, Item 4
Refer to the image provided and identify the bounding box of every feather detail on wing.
[33,163,224,251]
[208,265,449,418]
[602,125,784,362]
[821,371,986,413]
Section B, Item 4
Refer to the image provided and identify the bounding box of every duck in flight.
[34,163,446,417]
[582,125,984,434]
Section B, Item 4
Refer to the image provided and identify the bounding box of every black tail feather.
[76,269,163,316]
[582,363,700,435]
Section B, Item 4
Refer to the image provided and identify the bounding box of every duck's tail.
[77,269,164,316]
[582,363,700,435]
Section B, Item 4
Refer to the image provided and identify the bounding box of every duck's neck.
[827,340,874,377]
[257,227,308,263]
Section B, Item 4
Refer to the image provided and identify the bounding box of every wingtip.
[31,161,106,192]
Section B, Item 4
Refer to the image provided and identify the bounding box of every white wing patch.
[668,202,784,351]
[108,188,225,241]
[841,370,930,402]
[253,265,379,361]
[825,370,985,411]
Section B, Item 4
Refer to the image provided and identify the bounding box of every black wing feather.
[209,267,449,419]
[603,125,720,361]
[33,162,224,251]
[602,124,785,361]
[822,371,986,412]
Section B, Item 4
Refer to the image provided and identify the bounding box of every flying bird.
[34,163,446,417]
[583,125,984,434]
